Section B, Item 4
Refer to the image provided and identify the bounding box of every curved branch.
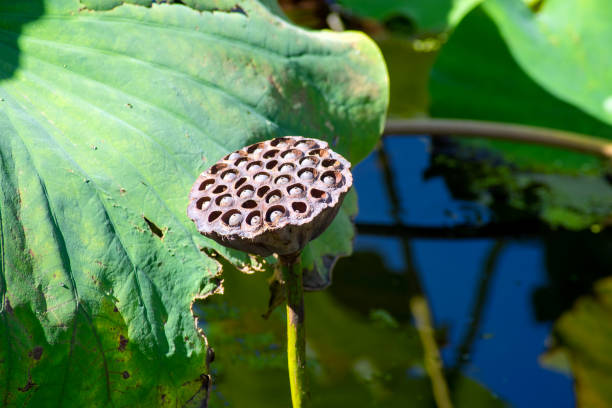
[384,119,612,160]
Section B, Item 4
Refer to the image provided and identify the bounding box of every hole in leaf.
[143,216,164,239]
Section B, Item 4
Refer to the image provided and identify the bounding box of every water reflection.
[195,137,612,408]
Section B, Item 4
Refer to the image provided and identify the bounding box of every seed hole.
[215,194,233,207]
[266,160,279,170]
[221,210,243,227]
[196,197,211,210]
[225,151,242,161]
[199,179,215,191]
[263,149,279,159]
[235,157,248,167]
[237,185,255,199]
[291,202,308,214]
[310,189,327,200]
[279,163,295,173]
[281,149,302,160]
[322,170,342,186]
[271,137,290,147]
[298,168,317,182]
[247,143,266,155]
[275,175,292,185]
[322,159,340,168]
[241,200,257,209]
[300,156,318,167]
[212,185,228,194]
[221,169,238,182]
[247,161,263,173]
[234,177,247,189]
[208,211,222,222]
[287,183,305,196]
[253,172,270,183]
[266,205,286,223]
[246,211,262,227]
[266,189,283,204]
[257,186,270,198]
[209,163,228,174]
[308,148,329,158]
[294,139,317,149]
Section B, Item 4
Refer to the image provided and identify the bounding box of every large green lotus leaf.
[429,7,612,229]
[484,0,612,127]
[546,277,612,407]
[0,0,388,405]
[336,0,483,32]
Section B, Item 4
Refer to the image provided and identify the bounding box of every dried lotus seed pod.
[187,136,353,257]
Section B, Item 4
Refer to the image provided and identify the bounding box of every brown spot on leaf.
[29,346,43,361]
[4,299,12,314]
[18,377,36,392]
[118,334,128,352]
[122,371,130,379]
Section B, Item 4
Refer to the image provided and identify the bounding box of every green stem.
[281,253,307,408]
[384,118,612,160]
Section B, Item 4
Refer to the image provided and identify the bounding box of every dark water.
[202,136,590,408]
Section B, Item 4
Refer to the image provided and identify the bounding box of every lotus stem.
[280,252,308,408]
[384,118,612,160]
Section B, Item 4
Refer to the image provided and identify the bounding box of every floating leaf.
[548,277,612,407]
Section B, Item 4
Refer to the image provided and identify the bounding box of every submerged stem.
[280,253,307,408]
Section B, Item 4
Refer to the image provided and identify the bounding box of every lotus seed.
[302,158,315,166]
[270,210,283,222]
[237,160,247,167]
[228,152,241,160]
[228,213,243,226]
[277,176,289,184]
[254,174,269,182]
[240,189,254,198]
[269,194,280,203]
[300,171,314,181]
[223,172,236,182]
[202,200,211,210]
[220,196,233,206]
[290,187,302,195]
[280,164,293,172]
[323,176,335,185]
[249,164,261,172]
[250,215,261,225]
[277,142,287,148]
[284,152,296,160]
[254,148,263,155]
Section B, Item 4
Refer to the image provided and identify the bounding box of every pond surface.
[201,136,603,408]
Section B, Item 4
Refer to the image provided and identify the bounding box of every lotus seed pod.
[187,136,353,256]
